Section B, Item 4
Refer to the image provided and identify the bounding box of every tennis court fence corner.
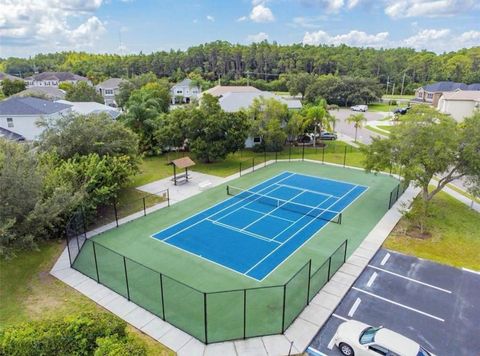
[65,208,348,344]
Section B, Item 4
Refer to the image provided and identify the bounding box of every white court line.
[352,287,445,322]
[282,170,369,190]
[332,313,348,322]
[366,272,378,287]
[207,218,280,244]
[348,297,362,317]
[380,252,390,266]
[274,182,340,199]
[367,265,452,294]
[307,346,329,356]
[327,336,336,350]
[242,207,295,223]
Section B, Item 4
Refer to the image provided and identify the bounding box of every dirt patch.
[406,227,432,240]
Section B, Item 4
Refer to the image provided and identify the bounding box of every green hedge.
[0,312,127,356]
[95,335,146,356]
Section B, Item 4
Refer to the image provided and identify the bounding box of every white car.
[333,320,433,356]
[351,105,368,112]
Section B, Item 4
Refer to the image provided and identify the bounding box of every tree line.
[1,42,479,94]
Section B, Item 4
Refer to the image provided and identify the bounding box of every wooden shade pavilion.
[171,156,195,185]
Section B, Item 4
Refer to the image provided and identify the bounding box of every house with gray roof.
[95,78,126,107]
[413,81,480,106]
[25,72,91,88]
[0,72,23,82]
[171,78,201,104]
[0,97,72,140]
[14,87,66,100]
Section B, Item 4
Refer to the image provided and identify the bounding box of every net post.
[226,186,230,195]
[322,146,325,164]
[159,273,166,320]
[281,284,287,333]
[204,293,208,344]
[306,260,312,305]
[343,145,347,167]
[143,197,146,216]
[344,240,348,262]
[327,256,332,281]
[302,144,305,161]
[123,256,130,301]
[243,289,247,339]
[92,241,100,283]
[275,150,278,162]
[339,212,342,225]
[113,201,119,227]
[167,189,170,207]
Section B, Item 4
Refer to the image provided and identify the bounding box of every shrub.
[0,312,126,356]
[389,99,398,106]
[94,335,147,356]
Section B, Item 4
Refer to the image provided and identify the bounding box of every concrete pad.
[98,291,122,306]
[177,337,206,356]
[90,285,116,302]
[158,327,192,352]
[261,334,297,356]
[329,271,356,287]
[338,262,364,277]
[311,290,342,310]
[298,302,331,327]
[124,307,156,329]
[347,255,369,268]
[284,317,318,352]
[141,317,173,340]
[204,341,237,356]
[352,247,376,261]
[104,296,138,317]
[75,278,105,296]
[322,280,351,298]
[233,337,268,356]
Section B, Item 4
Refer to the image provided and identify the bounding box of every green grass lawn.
[368,103,402,112]
[376,125,393,132]
[382,94,415,100]
[365,125,389,136]
[384,191,480,270]
[0,241,174,355]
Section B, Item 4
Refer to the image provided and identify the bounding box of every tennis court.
[153,171,367,280]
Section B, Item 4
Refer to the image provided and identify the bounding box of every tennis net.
[227,185,342,224]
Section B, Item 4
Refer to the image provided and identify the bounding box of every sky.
[1,0,479,58]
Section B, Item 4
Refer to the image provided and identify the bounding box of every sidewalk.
[51,160,418,356]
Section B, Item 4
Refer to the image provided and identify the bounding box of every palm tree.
[346,113,367,142]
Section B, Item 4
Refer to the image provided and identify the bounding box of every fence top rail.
[311,258,330,276]
[330,239,348,257]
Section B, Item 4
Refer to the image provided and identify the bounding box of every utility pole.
[400,72,406,96]
[391,82,395,96]
[385,75,390,95]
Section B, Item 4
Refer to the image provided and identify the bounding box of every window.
[253,137,261,143]
[368,345,389,355]
[359,327,381,344]
[427,93,433,99]
[105,89,114,95]
[7,118,13,128]
[176,90,183,94]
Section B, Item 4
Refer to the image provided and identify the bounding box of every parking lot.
[307,249,480,356]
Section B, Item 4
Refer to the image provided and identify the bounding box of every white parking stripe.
[366,272,378,287]
[368,265,452,294]
[352,287,445,322]
[327,335,336,350]
[307,346,329,356]
[380,252,390,265]
[462,267,480,275]
[332,313,349,322]
[348,297,362,317]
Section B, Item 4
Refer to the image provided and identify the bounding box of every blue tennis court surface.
[153,172,368,280]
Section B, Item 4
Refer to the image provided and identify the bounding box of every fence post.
[239,162,242,176]
[264,147,267,167]
[344,240,348,262]
[65,229,73,266]
[252,157,255,172]
[204,293,208,344]
[159,274,166,320]
[281,284,287,333]
[327,256,332,281]
[81,206,88,237]
[75,232,81,254]
[142,197,146,216]
[113,201,119,227]
[92,241,100,283]
[306,260,312,305]
[302,144,305,161]
[123,256,130,301]
[388,191,393,210]
[343,146,347,167]
[275,151,278,162]
[322,146,325,164]
[243,289,247,339]
[167,189,170,207]
[389,165,393,176]
[289,144,292,161]
[396,183,400,201]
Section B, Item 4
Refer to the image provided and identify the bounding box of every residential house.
[0,72,23,81]
[95,78,126,107]
[202,85,302,147]
[0,97,71,140]
[56,100,122,119]
[14,87,66,100]
[171,79,201,104]
[25,72,91,88]
[437,90,480,122]
[413,81,480,107]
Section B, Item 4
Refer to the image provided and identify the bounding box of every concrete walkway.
[51,160,419,356]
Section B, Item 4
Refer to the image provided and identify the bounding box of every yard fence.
[388,181,409,210]
[65,159,409,345]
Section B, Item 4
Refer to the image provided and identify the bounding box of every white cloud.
[250,4,275,22]
[206,15,215,22]
[385,0,475,18]
[401,28,480,52]
[237,16,248,22]
[347,0,361,9]
[303,30,389,47]
[247,32,269,43]
[0,0,105,48]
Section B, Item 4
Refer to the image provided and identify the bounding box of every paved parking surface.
[307,249,480,356]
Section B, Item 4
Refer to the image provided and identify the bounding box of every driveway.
[307,249,480,356]
[330,109,389,144]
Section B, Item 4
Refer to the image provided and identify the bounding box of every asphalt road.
[307,249,480,356]
[331,109,389,144]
